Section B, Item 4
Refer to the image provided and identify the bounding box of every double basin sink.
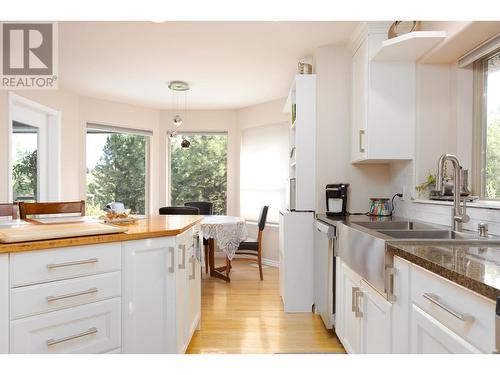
[336,218,500,299]
[355,220,492,241]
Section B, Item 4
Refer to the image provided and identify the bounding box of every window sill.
[413,199,500,210]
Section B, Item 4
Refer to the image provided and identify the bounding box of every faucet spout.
[436,154,469,231]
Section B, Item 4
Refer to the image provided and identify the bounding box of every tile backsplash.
[395,200,500,236]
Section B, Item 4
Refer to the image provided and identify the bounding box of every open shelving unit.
[371,31,446,62]
[283,74,316,211]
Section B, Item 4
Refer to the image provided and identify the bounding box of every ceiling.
[58,21,358,109]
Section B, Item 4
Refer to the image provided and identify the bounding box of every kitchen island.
[0,215,204,354]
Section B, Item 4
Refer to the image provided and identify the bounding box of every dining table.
[200,215,248,282]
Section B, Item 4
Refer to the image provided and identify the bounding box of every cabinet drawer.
[10,243,121,287]
[410,264,495,353]
[10,298,121,354]
[11,271,121,319]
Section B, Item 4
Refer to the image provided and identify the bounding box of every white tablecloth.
[200,216,248,260]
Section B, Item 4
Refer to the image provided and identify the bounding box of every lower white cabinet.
[336,253,495,354]
[121,237,177,353]
[336,260,392,354]
[10,298,121,354]
[410,304,481,354]
[360,280,392,354]
[279,210,314,312]
[121,230,201,354]
[336,260,362,353]
[0,254,8,354]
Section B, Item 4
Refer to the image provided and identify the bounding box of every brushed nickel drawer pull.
[47,258,98,269]
[179,245,186,269]
[423,293,474,322]
[46,327,98,347]
[168,247,175,273]
[189,257,195,280]
[354,290,364,318]
[359,130,365,153]
[351,287,358,313]
[46,287,98,302]
[386,267,397,302]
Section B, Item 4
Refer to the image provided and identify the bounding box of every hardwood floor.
[186,258,345,354]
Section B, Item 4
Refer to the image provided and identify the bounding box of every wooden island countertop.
[0,214,203,254]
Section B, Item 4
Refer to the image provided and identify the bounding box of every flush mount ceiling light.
[168,80,190,92]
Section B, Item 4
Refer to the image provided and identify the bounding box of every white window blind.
[240,123,288,223]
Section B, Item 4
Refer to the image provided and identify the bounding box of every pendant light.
[168,80,191,148]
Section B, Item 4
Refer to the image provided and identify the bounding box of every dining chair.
[158,206,200,215]
[184,201,213,274]
[234,205,269,280]
[18,200,86,220]
[0,203,18,219]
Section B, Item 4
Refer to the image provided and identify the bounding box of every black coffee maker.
[325,184,349,217]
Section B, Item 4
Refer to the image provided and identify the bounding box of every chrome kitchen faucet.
[436,154,470,232]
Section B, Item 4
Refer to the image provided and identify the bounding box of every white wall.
[235,98,289,263]
[315,44,393,214]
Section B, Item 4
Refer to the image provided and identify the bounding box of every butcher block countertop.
[0,214,203,254]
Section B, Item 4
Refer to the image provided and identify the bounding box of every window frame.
[85,123,152,215]
[167,131,228,213]
[473,47,500,200]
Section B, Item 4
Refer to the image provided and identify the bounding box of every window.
[86,124,150,215]
[240,123,288,223]
[169,133,227,215]
[12,122,38,202]
[476,49,500,199]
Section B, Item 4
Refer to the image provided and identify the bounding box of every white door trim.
[8,92,61,202]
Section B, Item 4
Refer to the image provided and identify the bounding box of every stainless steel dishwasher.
[314,220,337,329]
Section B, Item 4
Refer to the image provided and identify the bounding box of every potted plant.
[415,173,436,199]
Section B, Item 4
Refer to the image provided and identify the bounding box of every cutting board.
[0,222,128,243]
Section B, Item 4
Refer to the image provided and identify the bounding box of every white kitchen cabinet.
[350,22,415,163]
[391,256,410,353]
[359,280,392,354]
[186,246,201,342]
[279,210,314,312]
[175,230,191,353]
[121,237,177,353]
[0,254,8,354]
[10,298,121,354]
[410,304,481,354]
[337,261,363,353]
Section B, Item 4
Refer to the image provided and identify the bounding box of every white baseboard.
[213,252,279,268]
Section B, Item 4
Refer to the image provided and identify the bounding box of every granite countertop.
[388,243,500,301]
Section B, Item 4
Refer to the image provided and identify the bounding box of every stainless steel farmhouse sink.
[376,229,483,240]
[337,220,500,299]
[355,221,437,231]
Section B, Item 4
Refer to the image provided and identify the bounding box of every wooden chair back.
[18,200,86,219]
[0,203,18,219]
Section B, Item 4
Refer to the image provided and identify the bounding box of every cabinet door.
[175,234,191,353]
[360,280,392,354]
[187,253,201,341]
[122,238,176,353]
[338,262,362,353]
[410,304,482,354]
[351,39,367,162]
[391,256,410,353]
[278,212,285,299]
[0,254,8,353]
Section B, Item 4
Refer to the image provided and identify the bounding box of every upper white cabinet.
[0,254,8,354]
[350,22,421,163]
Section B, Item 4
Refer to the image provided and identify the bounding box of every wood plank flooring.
[186,259,345,354]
